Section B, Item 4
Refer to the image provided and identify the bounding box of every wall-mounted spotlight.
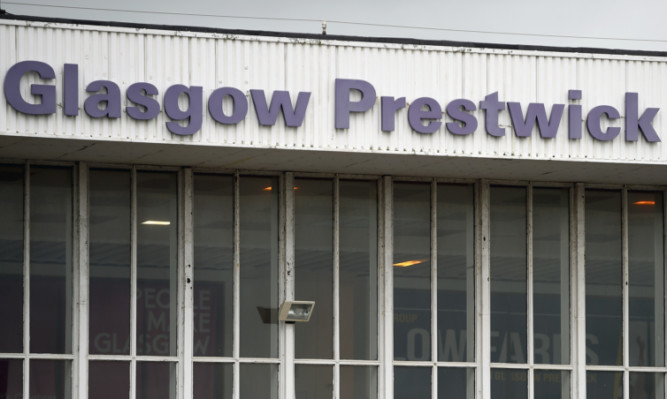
[279,301,315,323]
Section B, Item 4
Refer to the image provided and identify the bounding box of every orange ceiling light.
[393,259,429,268]
[633,200,656,206]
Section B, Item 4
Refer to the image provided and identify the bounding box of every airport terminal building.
[1,15,667,399]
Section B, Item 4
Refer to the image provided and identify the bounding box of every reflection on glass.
[629,192,664,367]
[30,360,71,399]
[533,188,570,365]
[90,170,131,355]
[0,359,22,398]
[630,373,665,399]
[137,362,175,399]
[438,367,475,399]
[194,363,232,399]
[0,166,24,353]
[585,190,622,366]
[30,167,72,354]
[341,366,377,399]
[394,183,431,362]
[395,367,430,399]
[241,364,278,398]
[295,365,332,399]
[340,180,378,361]
[534,370,570,399]
[194,175,233,357]
[437,185,474,363]
[295,179,334,359]
[491,369,527,399]
[490,187,527,364]
[240,177,279,358]
[137,172,178,356]
[587,371,623,399]
[89,361,129,399]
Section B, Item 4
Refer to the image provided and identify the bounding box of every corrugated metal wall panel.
[1,20,667,165]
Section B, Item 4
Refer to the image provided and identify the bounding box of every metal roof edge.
[1,12,666,58]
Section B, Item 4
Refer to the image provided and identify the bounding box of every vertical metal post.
[527,185,534,399]
[479,180,491,399]
[74,163,90,399]
[130,167,138,399]
[233,172,241,399]
[23,163,30,399]
[283,173,296,399]
[380,176,393,399]
[182,169,195,399]
[573,183,586,399]
[430,179,438,399]
[333,176,340,399]
[622,188,629,399]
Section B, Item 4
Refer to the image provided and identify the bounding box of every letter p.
[335,78,376,129]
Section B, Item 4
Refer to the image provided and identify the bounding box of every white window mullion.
[233,172,241,399]
[479,180,491,399]
[430,180,438,399]
[573,183,586,399]
[664,188,667,398]
[283,172,296,399]
[621,188,630,399]
[333,176,341,399]
[23,162,30,399]
[380,176,393,399]
[527,185,534,399]
[181,168,194,399]
[74,163,90,399]
[130,167,138,399]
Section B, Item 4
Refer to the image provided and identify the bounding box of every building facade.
[1,16,667,399]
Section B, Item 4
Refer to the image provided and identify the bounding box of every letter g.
[4,60,56,115]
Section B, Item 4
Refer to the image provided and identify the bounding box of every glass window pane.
[30,167,72,354]
[438,367,474,399]
[30,360,71,399]
[394,183,431,362]
[490,187,527,364]
[89,361,129,399]
[295,179,334,359]
[340,180,378,361]
[491,369,527,399]
[534,370,570,399]
[194,363,232,399]
[341,366,377,399]
[295,365,332,399]
[585,190,622,366]
[0,166,24,353]
[136,362,175,399]
[240,177,279,358]
[586,371,623,399]
[194,174,233,357]
[629,192,664,367]
[630,373,665,399]
[240,364,278,399]
[137,172,178,357]
[437,184,475,363]
[90,170,131,355]
[395,367,430,399]
[0,359,22,398]
[533,188,570,364]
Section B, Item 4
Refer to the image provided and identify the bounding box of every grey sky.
[2,0,667,51]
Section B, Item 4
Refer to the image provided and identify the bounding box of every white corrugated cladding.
[1,19,667,166]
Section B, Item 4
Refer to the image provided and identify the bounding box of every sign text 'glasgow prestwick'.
[2,61,661,143]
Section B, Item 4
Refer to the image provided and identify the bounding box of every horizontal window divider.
[0,354,26,359]
[585,365,628,372]
[336,360,381,366]
[24,354,75,360]
[392,361,438,368]
[433,362,481,368]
